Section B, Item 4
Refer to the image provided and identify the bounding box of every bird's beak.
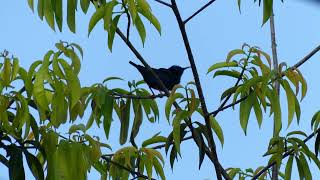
[183,66,190,70]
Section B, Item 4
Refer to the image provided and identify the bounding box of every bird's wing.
[154,68,173,86]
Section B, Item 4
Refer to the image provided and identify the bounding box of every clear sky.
[1,0,320,179]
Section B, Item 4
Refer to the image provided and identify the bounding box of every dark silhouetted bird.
[129,61,189,94]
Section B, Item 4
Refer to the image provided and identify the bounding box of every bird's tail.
[129,61,139,68]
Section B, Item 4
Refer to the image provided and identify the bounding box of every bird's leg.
[149,86,156,96]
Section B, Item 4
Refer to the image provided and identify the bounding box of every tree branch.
[170,1,228,179]
[101,156,155,180]
[154,0,172,8]
[290,44,320,70]
[211,64,247,117]
[183,0,217,24]
[252,128,320,180]
[269,9,280,180]
[111,93,166,99]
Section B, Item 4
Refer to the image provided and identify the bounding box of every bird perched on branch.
[129,61,189,94]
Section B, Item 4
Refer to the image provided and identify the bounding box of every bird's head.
[168,65,190,76]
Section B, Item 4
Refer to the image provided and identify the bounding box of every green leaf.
[130,99,143,139]
[103,1,117,32]
[128,0,137,22]
[108,15,121,51]
[29,115,39,142]
[37,0,44,20]
[295,157,305,180]
[119,99,131,145]
[299,153,312,180]
[172,110,189,155]
[80,0,90,14]
[58,59,81,108]
[55,0,63,32]
[2,58,11,86]
[268,88,282,136]
[70,43,84,59]
[142,135,167,147]
[103,95,114,139]
[28,0,34,11]
[165,92,184,121]
[153,158,165,180]
[44,0,55,30]
[67,0,76,33]
[207,61,238,74]
[239,94,253,135]
[286,130,307,138]
[69,124,86,134]
[294,94,301,124]
[24,151,44,180]
[64,49,81,75]
[262,0,273,25]
[88,6,105,36]
[137,2,161,34]
[281,79,295,128]
[226,49,245,63]
[252,94,263,128]
[284,155,294,180]
[11,58,19,81]
[227,168,241,179]
[213,70,241,79]
[8,148,25,180]
[210,116,224,146]
[220,86,239,101]
[33,51,53,111]
[135,15,146,45]
[237,0,241,13]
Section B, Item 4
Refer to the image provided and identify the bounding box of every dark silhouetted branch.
[184,0,217,24]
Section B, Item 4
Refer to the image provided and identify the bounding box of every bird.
[129,61,189,94]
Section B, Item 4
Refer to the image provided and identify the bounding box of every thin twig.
[154,0,172,8]
[209,96,248,116]
[101,156,155,180]
[184,0,217,24]
[211,64,247,117]
[252,128,320,180]
[170,1,228,179]
[290,45,320,70]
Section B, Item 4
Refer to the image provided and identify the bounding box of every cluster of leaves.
[264,130,320,180]
[0,42,104,179]
[103,146,165,180]
[226,130,320,180]
[87,78,160,146]
[0,42,168,179]
[164,83,224,169]
[208,44,307,136]
[207,44,320,179]
[28,0,161,50]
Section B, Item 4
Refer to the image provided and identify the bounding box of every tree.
[0,0,319,179]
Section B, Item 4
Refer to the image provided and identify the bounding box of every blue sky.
[1,0,320,179]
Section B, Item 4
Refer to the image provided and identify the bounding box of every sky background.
[1,0,320,179]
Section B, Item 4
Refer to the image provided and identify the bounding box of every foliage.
[0,0,319,180]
